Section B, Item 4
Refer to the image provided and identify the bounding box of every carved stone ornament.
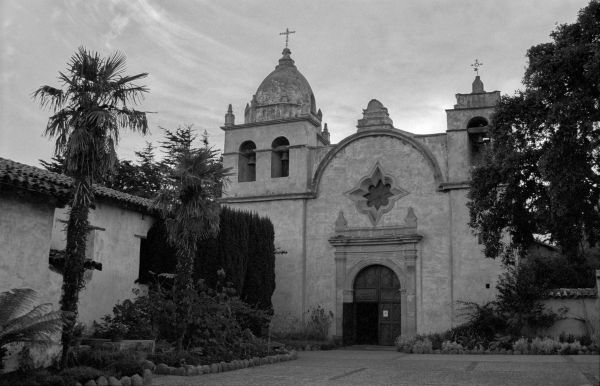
[345,162,408,225]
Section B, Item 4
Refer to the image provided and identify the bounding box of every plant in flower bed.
[0,366,106,386]
[270,305,335,344]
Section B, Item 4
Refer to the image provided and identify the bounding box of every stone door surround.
[329,209,421,342]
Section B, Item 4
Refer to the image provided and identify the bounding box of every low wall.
[539,273,600,337]
[542,297,598,337]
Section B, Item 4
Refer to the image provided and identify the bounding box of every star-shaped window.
[364,180,394,210]
[345,162,408,225]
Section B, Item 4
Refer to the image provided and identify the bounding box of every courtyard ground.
[155,347,600,386]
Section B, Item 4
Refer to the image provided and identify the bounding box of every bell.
[280,152,289,161]
[247,154,256,165]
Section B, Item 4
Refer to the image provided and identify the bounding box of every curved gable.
[311,129,444,194]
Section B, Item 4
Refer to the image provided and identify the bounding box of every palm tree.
[0,289,65,368]
[33,47,149,366]
[155,126,231,351]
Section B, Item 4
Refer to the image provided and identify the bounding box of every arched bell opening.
[467,116,490,166]
[238,140,257,182]
[271,136,290,178]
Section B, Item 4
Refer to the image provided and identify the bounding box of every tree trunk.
[174,247,195,352]
[59,184,90,368]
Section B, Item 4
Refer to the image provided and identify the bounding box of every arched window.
[271,136,290,178]
[238,141,256,182]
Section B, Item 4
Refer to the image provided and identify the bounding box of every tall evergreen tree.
[155,125,231,351]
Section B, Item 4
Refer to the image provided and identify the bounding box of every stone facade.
[221,49,503,342]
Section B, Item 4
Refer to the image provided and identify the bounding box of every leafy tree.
[33,47,149,366]
[0,289,66,368]
[155,125,231,351]
[468,1,600,263]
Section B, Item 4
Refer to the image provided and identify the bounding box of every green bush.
[530,337,561,354]
[269,305,333,341]
[558,341,582,355]
[441,341,464,354]
[411,338,433,354]
[148,350,203,367]
[58,366,105,383]
[105,357,144,377]
[74,348,143,371]
[512,337,529,354]
[395,335,416,353]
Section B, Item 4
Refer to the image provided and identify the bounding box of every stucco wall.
[0,194,62,305]
[52,202,154,326]
[223,120,320,198]
[225,200,305,319]
[541,298,599,337]
[307,134,453,334]
[449,189,503,325]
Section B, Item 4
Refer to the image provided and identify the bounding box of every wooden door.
[353,265,401,345]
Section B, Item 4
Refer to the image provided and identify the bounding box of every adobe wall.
[0,194,62,305]
[52,202,154,326]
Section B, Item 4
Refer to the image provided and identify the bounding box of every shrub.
[411,338,433,354]
[58,366,105,383]
[395,335,416,353]
[269,305,333,341]
[105,357,144,377]
[558,341,582,355]
[512,337,529,354]
[148,350,203,367]
[74,348,138,369]
[496,265,557,335]
[304,306,334,341]
[92,290,155,340]
[427,333,444,351]
[441,341,464,354]
[530,337,561,354]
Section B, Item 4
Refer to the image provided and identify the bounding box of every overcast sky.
[0,0,590,166]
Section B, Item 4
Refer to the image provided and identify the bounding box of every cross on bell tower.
[470,59,483,76]
[279,28,296,48]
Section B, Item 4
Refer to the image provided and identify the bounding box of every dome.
[245,48,318,123]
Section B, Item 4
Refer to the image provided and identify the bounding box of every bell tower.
[446,72,500,182]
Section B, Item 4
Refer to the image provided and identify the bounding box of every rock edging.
[154,351,298,377]
[74,369,152,386]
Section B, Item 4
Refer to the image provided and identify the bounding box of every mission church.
[220,37,503,345]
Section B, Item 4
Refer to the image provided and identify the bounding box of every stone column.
[334,249,346,342]
[402,249,417,336]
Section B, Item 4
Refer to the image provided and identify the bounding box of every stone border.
[74,369,152,386]
[73,351,297,384]
[154,351,298,377]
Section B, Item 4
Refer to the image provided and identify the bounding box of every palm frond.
[0,289,65,348]
[33,86,66,112]
[0,289,38,327]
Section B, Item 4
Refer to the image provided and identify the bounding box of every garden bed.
[396,335,600,355]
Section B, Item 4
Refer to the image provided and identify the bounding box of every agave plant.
[0,289,65,355]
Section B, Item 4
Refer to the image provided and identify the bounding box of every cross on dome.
[279,28,296,48]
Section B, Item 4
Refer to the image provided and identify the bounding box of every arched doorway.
[345,264,401,345]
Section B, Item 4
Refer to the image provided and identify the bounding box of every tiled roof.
[546,288,597,299]
[0,157,154,212]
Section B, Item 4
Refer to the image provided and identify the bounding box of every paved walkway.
[155,349,600,386]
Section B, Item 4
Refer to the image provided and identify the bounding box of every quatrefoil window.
[345,162,408,225]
